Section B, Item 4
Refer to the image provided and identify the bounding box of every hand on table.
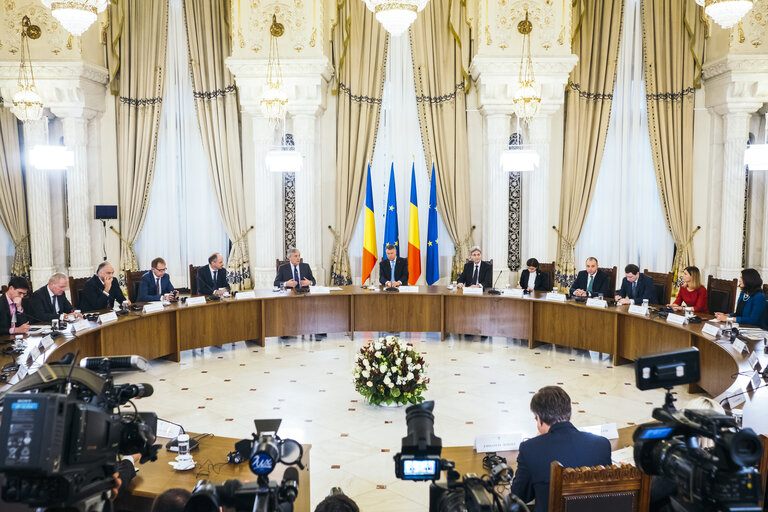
[714,312,730,322]
[300,278,312,287]
[13,322,30,334]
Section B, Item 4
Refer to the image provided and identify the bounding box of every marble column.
[61,116,94,278]
[481,111,511,286]
[526,112,554,262]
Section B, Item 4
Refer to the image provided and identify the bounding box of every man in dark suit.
[569,257,610,297]
[518,257,549,292]
[379,244,408,287]
[511,386,611,511]
[0,276,31,335]
[197,252,230,296]
[456,246,492,289]
[615,264,657,305]
[137,257,176,302]
[79,261,130,312]
[24,272,82,322]
[274,248,316,288]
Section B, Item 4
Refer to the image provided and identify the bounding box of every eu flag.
[383,163,399,256]
[426,163,439,285]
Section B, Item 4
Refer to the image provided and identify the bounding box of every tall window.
[135,0,228,286]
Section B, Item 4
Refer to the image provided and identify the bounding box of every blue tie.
[632,280,637,299]
[293,265,300,283]
[391,261,396,282]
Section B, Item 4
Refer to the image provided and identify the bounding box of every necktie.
[587,275,594,293]
[157,277,161,296]
[391,261,396,282]
[52,294,57,313]
[213,270,218,284]
[293,265,300,283]
[472,265,479,285]
[632,281,637,298]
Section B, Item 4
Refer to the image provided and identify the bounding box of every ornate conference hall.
[1,0,767,511]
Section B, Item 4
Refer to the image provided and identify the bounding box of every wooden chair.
[549,462,651,512]
[758,434,768,510]
[463,259,494,283]
[125,270,147,303]
[644,269,674,305]
[68,276,90,310]
[539,261,556,291]
[275,258,302,273]
[0,285,7,295]
[599,266,618,296]
[189,264,199,295]
[707,275,738,314]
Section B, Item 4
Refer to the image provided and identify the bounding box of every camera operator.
[151,488,192,512]
[314,493,359,512]
[510,386,611,511]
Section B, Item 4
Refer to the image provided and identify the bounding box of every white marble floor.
[114,333,696,511]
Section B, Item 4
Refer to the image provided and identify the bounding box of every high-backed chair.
[599,266,618,296]
[644,269,674,305]
[463,258,494,285]
[68,276,90,310]
[549,462,651,512]
[759,434,768,510]
[126,270,147,303]
[189,264,199,295]
[707,275,738,314]
[275,258,302,273]
[538,261,556,291]
[0,285,7,295]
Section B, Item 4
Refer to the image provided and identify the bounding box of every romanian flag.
[407,164,421,285]
[362,164,377,285]
[426,163,439,285]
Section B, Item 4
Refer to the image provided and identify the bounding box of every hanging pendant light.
[513,11,541,123]
[363,0,430,36]
[40,0,108,36]
[11,16,44,123]
[260,15,288,122]
[704,0,753,29]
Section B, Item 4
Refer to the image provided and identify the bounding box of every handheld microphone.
[279,467,300,506]
[80,355,149,372]
[487,271,503,295]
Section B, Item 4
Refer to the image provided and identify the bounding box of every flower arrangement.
[353,336,429,406]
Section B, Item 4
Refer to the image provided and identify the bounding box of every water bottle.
[642,299,649,316]
[177,433,191,460]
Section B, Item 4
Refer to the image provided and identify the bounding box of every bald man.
[79,261,131,312]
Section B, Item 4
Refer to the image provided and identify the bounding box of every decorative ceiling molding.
[231,0,323,57]
[703,55,768,114]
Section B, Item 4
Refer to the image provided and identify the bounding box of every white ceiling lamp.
[266,134,303,173]
[500,133,539,173]
[41,0,108,36]
[513,11,541,123]
[260,15,288,122]
[363,0,430,37]
[704,0,753,29]
[30,145,74,170]
[10,16,44,123]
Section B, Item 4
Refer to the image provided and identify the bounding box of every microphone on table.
[487,271,504,295]
[80,355,149,372]
[278,467,300,509]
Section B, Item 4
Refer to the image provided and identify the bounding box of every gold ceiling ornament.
[513,11,541,123]
[698,0,753,29]
[11,16,44,123]
[260,14,288,122]
[41,0,109,36]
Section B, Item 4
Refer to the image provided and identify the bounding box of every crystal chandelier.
[11,16,44,123]
[364,0,430,36]
[260,15,288,122]
[702,0,753,29]
[513,11,541,122]
[41,0,108,36]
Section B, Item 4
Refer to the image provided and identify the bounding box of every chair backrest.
[549,462,651,512]
[276,258,302,273]
[125,270,147,303]
[539,261,555,290]
[707,275,738,314]
[644,269,674,305]
[759,434,768,510]
[189,264,199,295]
[68,276,90,310]
[0,285,7,295]
[599,266,618,296]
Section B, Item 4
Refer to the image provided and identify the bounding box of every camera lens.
[250,436,279,476]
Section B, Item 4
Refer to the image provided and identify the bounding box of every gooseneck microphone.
[487,271,504,295]
[277,467,300,511]
[80,355,149,372]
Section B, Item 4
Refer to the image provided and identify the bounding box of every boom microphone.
[115,383,154,402]
[487,271,504,295]
[80,356,149,372]
[278,467,300,510]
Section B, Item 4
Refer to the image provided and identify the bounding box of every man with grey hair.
[80,261,131,312]
[24,272,83,322]
[456,246,492,289]
[274,248,316,288]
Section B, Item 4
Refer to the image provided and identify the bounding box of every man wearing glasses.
[0,276,31,335]
[137,257,177,302]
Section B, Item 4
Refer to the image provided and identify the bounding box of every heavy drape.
[555,0,624,290]
[183,0,252,290]
[0,108,29,278]
[329,0,388,284]
[410,0,473,278]
[108,0,169,272]
[642,0,704,293]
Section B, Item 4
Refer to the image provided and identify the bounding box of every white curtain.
[349,35,455,284]
[0,225,14,284]
[575,0,674,276]
[135,0,227,287]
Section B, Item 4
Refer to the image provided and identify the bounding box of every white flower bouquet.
[353,336,429,406]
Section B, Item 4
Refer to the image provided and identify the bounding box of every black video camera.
[394,401,528,512]
[0,356,160,511]
[632,348,764,512]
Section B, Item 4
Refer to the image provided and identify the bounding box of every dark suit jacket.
[519,269,549,291]
[379,257,409,286]
[617,273,656,305]
[79,274,127,312]
[24,285,74,322]
[137,271,175,302]
[274,262,316,287]
[196,265,230,295]
[0,294,29,334]
[456,261,493,288]
[510,421,612,511]
[569,270,611,297]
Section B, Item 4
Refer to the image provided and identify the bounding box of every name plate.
[728,390,746,409]
[99,312,118,324]
[627,304,648,316]
[732,339,747,353]
[546,292,567,302]
[747,351,760,369]
[751,370,763,391]
[236,291,256,300]
[28,345,41,362]
[309,286,331,294]
[666,313,686,325]
[399,286,419,293]
[40,335,55,349]
[461,286,483,295]
[701,323,720,338]
[16,365,28,380]
[502,289,525,298]
[186,296,207,306]
[473,432,522,453]
[580,423,619,440]
[72,319,92,333]
[142,303,164,314]
[586,298,608,309]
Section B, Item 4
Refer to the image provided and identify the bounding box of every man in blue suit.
[510,386,611,511]
[615,264,657,305]
[197,252,230,296]
[137,257,176,302]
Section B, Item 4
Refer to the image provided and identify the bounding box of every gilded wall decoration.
[735,0,768,49]
[0,0,79,58]
[486,0,560,52]
[232,0,321,56]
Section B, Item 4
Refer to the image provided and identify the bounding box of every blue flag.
[383,163,399,256]
[426,163,439,285]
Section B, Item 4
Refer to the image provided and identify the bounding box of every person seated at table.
[615,264,656,305]
[197,252,230,296]
[510,386,611,512]
[24,272,83,322]
[457,246,492,289]
[80,261,131,312]
[138,257,177,302]
[668,266,708,313]
[714,268,766,328]
[379,244,408,288]
[569,257,610,298]
[275,248,316,288]
[0,276,31,335]
[517,257,549,292]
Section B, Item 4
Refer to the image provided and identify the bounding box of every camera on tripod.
[393,401,528,512]
[632,347,764,512]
